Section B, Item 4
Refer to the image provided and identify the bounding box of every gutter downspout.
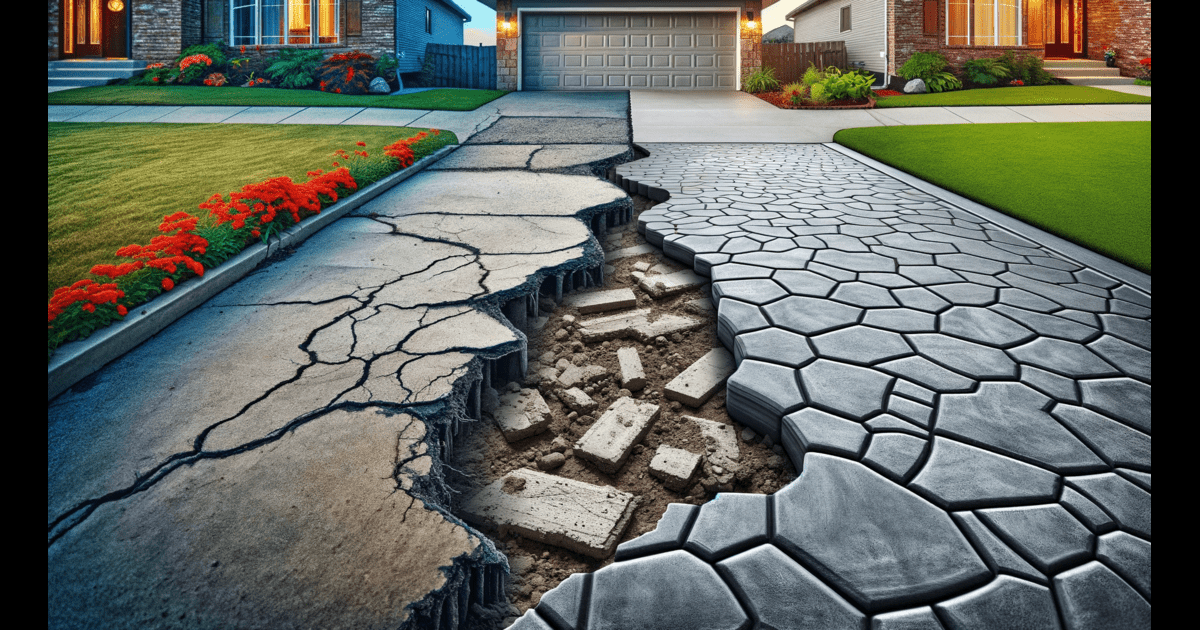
[881,0,889,89]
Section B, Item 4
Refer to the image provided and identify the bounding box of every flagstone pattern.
[512,143,1151,629]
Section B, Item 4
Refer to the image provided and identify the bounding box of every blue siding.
[396,0,468,73]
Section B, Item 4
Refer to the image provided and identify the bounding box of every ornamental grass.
[48,128,441,360]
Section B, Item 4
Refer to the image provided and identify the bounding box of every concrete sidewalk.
[630,90,1152,143]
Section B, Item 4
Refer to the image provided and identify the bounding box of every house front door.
[62,0,127,58]
[1045,0,1086,58]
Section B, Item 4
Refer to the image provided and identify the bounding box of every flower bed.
[47,129,439,360]
[752,91,875,110]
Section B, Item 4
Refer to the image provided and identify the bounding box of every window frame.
[425,7,432,35]
[840,5,851,33]
[946,0,1022,46]
[231,0,340,47]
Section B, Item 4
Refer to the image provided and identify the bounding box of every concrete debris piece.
[649,445,703,491]
[575,397,662,474]
[640,269,708,298]
[494,389,554,442]
[664,348,735,408]
[689,416,741,475]
[634,261,652,272]
[606,243,657,262]
[460,468,638,559]
[560,387,598,413]
[686,298,715,315]
[564,288,637,314]
[579,309,704,343]
[741,427,758,443]
[617,347,648,391]
[559,364,608,388]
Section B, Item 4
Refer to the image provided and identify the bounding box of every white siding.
[792,0,885,74]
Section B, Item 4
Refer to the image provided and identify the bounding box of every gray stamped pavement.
[513,143,1150,630]
[48,95,638,629]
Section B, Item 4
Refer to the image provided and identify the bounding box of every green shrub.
[169,42,229,85]
[997,51,1057,86]
[962,58,1011,86]
[926,71,963,93]
[743,66,781,93]
[809,82,829,103]
[316,50,377,95]
[802,64,826,86]
[266,48,325,89]
[898,51,948,81]
[822,70,874,100]
[376,53,400,83]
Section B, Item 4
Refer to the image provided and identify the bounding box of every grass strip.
[48,123,456,300]
[834,122,1150,272]
[875,85,1150,108]
[47,86,508,111]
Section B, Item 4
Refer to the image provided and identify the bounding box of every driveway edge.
[824,142,1150,293]
[47,144,459,402]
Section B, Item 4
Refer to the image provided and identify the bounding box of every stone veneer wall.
[48,1,60,61]
[133,2,185,63]
[740,0,763,81]
[1087,0,1150,77]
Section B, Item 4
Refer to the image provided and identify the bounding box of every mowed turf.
[48,123,456,299]
[47,86,508,111]
[834,122,1150,272]
[875,85,1150,108]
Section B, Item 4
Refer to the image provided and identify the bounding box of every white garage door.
[522,12,739,90]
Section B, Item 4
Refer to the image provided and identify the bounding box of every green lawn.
[875,85,1150,108]
[834,122,1150,272]
[47,85,509,111]
[48,123,456,299]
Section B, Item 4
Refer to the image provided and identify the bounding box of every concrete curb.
[47,144,458,402]
[823,142,1151,294]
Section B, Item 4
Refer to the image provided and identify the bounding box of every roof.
[763,24,793,41]
[785,0,838,21]
[437,0,474,21]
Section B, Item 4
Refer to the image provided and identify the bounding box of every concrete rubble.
[575,397,662,475]
[664,347,736,407]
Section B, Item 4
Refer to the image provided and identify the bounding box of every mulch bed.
[752,91,876,110]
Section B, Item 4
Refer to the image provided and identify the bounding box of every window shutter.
[345,0,362,37]
[923,0,938,36]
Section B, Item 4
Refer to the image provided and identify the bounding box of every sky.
[454,1,797,46]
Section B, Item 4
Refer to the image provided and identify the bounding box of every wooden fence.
[761,41,848,84]
[424,43,496,89]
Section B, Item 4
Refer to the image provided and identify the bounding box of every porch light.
[745,11,757,30]
[501,12,516,34]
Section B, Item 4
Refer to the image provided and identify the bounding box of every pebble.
[537,452,566,470]
[741,427,758,443]
[562,315,576,325]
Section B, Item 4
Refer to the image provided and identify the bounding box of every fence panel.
[761,41,848,84]
[424,43,497,89]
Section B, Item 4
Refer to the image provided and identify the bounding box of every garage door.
[522,13,738,90]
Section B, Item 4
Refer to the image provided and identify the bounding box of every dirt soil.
[446,195,798,619]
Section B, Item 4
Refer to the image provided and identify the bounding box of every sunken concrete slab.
[531,144,632,170]
[466,116,629,145]
[563,287,637,314]
[664,347,735,408]
[639,268,708,298]
[427,144,541,170]
[575,397,662,475]
[578,308,704,343]
[459,468,638,559]
[493,388,553,442]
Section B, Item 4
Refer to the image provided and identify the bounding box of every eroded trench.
[398,171,798,628]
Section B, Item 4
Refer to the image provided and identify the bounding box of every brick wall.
[889,0,1044,75]
[1088,0,1151,77]
[741,0,763,79]
[48,1,59,61]
[206,1,397,66]
[496,0,517,90]
[133,2,185,63]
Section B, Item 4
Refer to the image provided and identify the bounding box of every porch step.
[1046,66,1121,78]
[1042,58,1134,86]
[48,59,147,90]
[1063,76,1137,86]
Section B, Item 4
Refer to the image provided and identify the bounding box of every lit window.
[947,0,1020,46]
[232,0,339,46]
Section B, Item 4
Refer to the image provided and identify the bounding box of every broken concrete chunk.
[606,243,656,262]
[617,347,648,391]
[559,364,607,389]
[576,397,662,474]
[564,288,637,314]
[633,261,651,272]
[639,269,707,298]
[664,348,735,408]
[649,445,703,491]
[460,468,638,559]
[579,309,705,344]
[560,387,598,413]
[688,416,741,473]
[494,389,553,442]
[686,298,715,316]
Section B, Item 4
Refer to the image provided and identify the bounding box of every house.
[481,1,780,91]
[785,0,1151,79]
[48,0,473,74]
[763,24,794,43]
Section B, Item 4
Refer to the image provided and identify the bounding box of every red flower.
[356,141,366,147]
[240,45,247,54]
[117,305,128,316]
[335,88,341,93]
[162,278,174,291]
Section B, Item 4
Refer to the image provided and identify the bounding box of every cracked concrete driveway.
[48,92,636,629]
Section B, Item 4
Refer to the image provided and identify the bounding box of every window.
[947,0,1020,46]
[231,0,339,46]
[425,8,432,34]
[841,6,851,32]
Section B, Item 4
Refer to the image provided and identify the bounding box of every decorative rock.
[614,503,699,561]
[563,287,637,314]
[684,493,769,561]
[368,76,390,94]
[648,445,702,491]
[494,388,553,442]
[664,348,735,408]
[587,551,749,630]
[459,468,637,559]
[716,544,867,630]
[559,387,597,413]
[616,346,647,391]
[575,397,661,474]
[904,78,927,93]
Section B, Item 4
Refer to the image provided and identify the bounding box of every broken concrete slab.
[617,346,648,391]
[563,287,637,314]
[494,388,554,442]
[459,468,638,559]
[530,144,632,170]
[649,445,703,491]
[606,243,657,262]
[689,416,742,475]
[426,144,542,170]
[664,348,736,408]
[578,309,705,343]
[640,269,708,298]
[558,364,607,389]
[575,397,662,474]
[465,116,630,145]
[559,387,598,413]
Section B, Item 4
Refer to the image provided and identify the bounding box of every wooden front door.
[63,0,127,58]
[1045,0,1086,58]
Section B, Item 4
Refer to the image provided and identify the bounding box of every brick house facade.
[49,0,469,70]
[789,0,1150,78]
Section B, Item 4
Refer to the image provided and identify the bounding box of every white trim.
[514,7,744,92]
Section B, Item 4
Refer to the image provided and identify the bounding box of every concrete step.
[48,76,113,87]
[1048,66,1121,78]
[1042,59,1108,68]
[49,59,146,70]
[1066,76,1137,86]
